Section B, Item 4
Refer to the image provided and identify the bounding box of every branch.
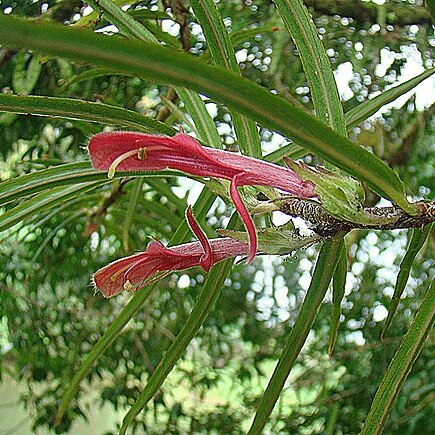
[304,0,431,27]
[89,178,129,219]
[388,103,435,167]
[279,198,435,236]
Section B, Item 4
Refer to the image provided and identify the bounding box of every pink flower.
[88,132,316,262]
[93,207,249,298]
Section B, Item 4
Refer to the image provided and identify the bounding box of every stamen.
[123,280,137,293]
[110,264,132,282]
[137,147,147,160]
[107,148,147,179]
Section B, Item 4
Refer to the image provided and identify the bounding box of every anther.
[123,280,137,292]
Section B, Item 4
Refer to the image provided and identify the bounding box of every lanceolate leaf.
[119,257,234,434]
[248,238,343,434]
[345,68,435,129]
[0,15,417,214]
[273,0,346,135]
[0,161,174,206]
[0,94,175,135]
[381,223,433,339]
[55,283,158,427]
[361,279,435,435]
[190,0,262,157]
[328,240,347,355]
[175,87,222,149]
[0,182,104,233]
[87,0,155,43]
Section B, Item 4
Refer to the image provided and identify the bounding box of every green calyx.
[218,223,321,256]
[284,158,394,226]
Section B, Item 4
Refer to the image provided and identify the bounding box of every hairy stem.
[278,198,435,236]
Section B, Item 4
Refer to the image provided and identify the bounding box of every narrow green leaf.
[328,239,347,356]
[141,198,182,228]
[55,185,217,424]
[119,257,234,434]
[361,279,435,435]
[248,238,343,434]
[61,66,125,90]
[31,210,85,262]
[175,88,222,149]
[0,182,104,233]
[12,52,42,96]
[87,0,155,43]
[190,0,262,157]
[345,68,435,129]
[145,178,187,211]
[230,24,282,48]
[122,178,143,253]
[0,94,175,135]
[0,15,415,212]
[381,223,433,339]
[264,143,306,163]
[0,161,174,206]
[273,0,346,135]
[55,283,157,426]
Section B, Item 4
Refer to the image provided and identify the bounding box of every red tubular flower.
[88,132,316,262]
[93,207,249,298]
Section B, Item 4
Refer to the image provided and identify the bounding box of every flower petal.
[230,174,257,263]
[92,251,150,298]
[185,206,213,271]
[89,132,238,179]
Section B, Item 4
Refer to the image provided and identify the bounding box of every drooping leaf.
[0,182,104,233]
[361,279,435,435]
[190,0,262,157]
[345,68,435,129]
[273,0,346,135]
[248,238,343,434]
[0,94,175,135]
[381,223,434,339]
[328,239,347,355]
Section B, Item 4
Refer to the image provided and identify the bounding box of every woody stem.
[278,198,435,236]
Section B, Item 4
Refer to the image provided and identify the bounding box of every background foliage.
[0,0,434,433]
